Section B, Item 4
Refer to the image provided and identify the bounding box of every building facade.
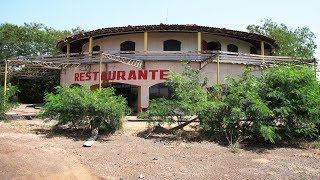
[57,24,278,112]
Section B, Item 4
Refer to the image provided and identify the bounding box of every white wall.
[81,32,255,54]
[60,61,251,108]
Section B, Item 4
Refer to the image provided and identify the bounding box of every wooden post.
[3,60,8,96]
[67,43,70,62]
[99,51,102,90]
[197,32,201,54]
[216,54,220,85]
[144,32,148,55]
[260,41,265,64]
[89,36,93,57]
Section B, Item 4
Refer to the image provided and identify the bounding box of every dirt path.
[1,119,320,179]
[1,105,320,179]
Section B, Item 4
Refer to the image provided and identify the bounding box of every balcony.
[1,51,316,79]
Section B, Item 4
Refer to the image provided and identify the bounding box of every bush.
[41,86,130,133]
[260,65,320,140]
[202,65,320,144]
[140,64,215,125]
[0,85,18,119]
[199,70,274,144]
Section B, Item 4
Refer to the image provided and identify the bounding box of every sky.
[1,0,319,58]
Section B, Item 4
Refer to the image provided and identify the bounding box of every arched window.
[227,44,238,52]
[92,45,100,51]
[120,41,135,51]
[207,41,221,51]
[149,83,172,100]
[250,46,257,54]
[163,39,181,51]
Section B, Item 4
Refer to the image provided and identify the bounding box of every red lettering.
[79,72,85,81]
[160,70,169,80]
[117,71,126,80]
[85,72,91,81]
[149,70,158,80]
[128,70,137,80]
[93,72,99,81]
[75,73,79,81]
[138,70,148,80]
[108,71,116,80]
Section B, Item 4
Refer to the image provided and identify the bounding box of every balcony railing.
[0,51,317,79]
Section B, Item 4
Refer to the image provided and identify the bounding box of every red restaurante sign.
[74,70,169,81]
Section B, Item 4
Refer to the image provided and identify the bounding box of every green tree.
[140,64,216,128]
[41,86,130,136]
[247,19,317,59]
[260,65,320,140]
[200,70,274,144]
[0,22,84,61]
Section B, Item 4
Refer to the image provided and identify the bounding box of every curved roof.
[57,24,278,53]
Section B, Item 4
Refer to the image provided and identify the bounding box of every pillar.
[137,86,142,112]
[89,36,93,56]
[67,43,70,62]
[140,85,149,110]
[197,32,201,54]
[144,32,148,54]
[99,51,102,90]
[260,41,265,63]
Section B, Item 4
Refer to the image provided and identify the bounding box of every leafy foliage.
[140,64,215,124]
[260,65,320,139]
[0,22,84,60]
[247,19,317,59]
[199,70,273,143]
[41,86,130,132]
[202,65,320,144]
[0,85,18,119]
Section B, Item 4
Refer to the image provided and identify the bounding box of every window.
[92,45,100,51]
[163,39,181,51]
[202,40,208,51]
[227,44,238,52]
[250,46,257,54]
[149,83,172,100]
[207,41,221,51]
[120,41,135,51]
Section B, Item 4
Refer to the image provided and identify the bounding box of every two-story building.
[56,24,278,112]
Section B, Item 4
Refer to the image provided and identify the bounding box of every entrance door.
[109,83,138,113]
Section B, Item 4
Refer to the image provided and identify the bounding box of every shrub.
[260,65,320,140]
[41,86,130,133]
[0,85,18,119]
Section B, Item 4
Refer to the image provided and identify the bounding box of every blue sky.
[1,0,319,58]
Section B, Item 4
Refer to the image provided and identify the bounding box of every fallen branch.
[168,117,198,132]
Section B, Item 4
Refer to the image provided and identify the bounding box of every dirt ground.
[1,105,320,180]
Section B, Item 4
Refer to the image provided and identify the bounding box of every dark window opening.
[149,83,172,100]
[92,45,100,51]
[120,41,135,52]
[202,40,208,51]
[227,44,238,52]
[250,47,257,54]
[163,39,181,51]
[208,41,221,51]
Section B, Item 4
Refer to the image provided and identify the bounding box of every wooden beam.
[89,36,93,56]
[260,41,265,63]
[144,32,148,54]
[197,32,201,54]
